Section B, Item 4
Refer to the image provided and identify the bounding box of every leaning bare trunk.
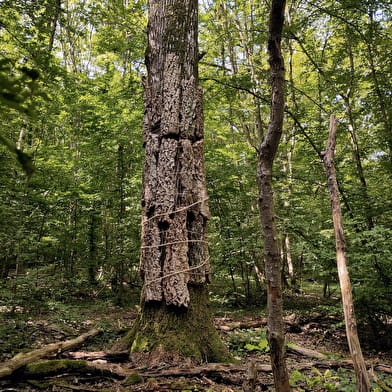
[256,0,291,391]
[322,115,371,392]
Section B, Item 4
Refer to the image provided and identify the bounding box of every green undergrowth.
[0,265,141,359]
[289,367,390,392]
[225,328,269,356]
[0,290,132,359]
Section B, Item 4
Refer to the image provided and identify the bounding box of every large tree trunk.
[322,115,371,392]
[256,0,291,391]
[123,0,230,362]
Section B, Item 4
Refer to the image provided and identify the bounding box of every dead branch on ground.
[0,328,100,379]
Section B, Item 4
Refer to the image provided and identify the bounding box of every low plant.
[290,367,385,391]
[226,328,269,356]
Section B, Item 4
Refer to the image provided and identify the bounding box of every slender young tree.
[256,0,291,390]
[322,115,371,392]
[118,0,230,362]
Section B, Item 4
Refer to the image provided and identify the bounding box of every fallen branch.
[369,366,392,392]
[5,360,272,384]
[217,318,267,331]
[22,359,129,379]
[0,328,100,379]
[375,364,392,375]
[217,315,299,332]
[287,345,328,359]
[6,354,392,386]
[36,381,102,392]
[141,362,273,378]
[64,350,129,362]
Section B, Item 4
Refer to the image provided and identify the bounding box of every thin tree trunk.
[322,115,371,392]
[17,127,26,151]
[284,234,295,287]
[256,0,290,390]
[113,144,128,304]
[345,41,374,229]
[88,208,98,284]
[48,0,62,53]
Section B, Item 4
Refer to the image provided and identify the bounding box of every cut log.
[0,328,100,379]
[287,345,328,359]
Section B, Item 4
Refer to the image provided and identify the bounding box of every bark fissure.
[127,0,230,362]
[141,0,211,307]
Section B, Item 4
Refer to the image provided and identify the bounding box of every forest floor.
[0,284,391,392]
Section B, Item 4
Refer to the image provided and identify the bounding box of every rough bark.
[0,328,99,379]
[256,0,290,391]
[141,0,209,306]
[129,0,230,362]
[322,115,371,392]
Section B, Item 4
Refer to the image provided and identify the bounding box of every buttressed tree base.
[119,286,231,362]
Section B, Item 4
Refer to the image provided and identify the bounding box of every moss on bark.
[25,359,87,377]
[122,285,232,363]
[124,372,143,385]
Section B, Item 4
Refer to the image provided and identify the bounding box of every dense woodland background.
[0,1,391,388]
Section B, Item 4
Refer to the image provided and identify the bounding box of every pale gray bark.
[322,115,371,392]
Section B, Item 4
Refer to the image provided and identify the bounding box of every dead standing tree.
[322,115,371,392]
[256,0,291,390]
[119,0,231,362]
